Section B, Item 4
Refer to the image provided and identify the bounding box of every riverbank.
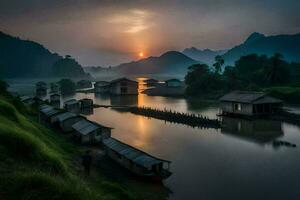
[0,92,170,200]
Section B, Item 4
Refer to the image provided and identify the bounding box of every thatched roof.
[219,91,282,104]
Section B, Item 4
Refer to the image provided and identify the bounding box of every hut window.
[234,103,242,111]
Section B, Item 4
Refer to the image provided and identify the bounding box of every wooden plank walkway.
[93,104,221,128]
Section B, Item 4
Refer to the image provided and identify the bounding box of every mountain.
[222,32,300,65]
[0,31,88,78]
[114,51,199,75]
[182,47,227,65]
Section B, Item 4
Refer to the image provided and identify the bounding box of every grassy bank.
[0,93,169,200]
[261,87,300,104]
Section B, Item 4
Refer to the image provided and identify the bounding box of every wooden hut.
[103,138,172,181]
[77,80,92,89]
[110,78,138,95]
[50,94,61,108]
[50,83,60,93]
[55,112,85,132]
[72,119,112,144]
[39,105,61,122]
[219,91,282,116]
[165,79,182,87]
[79,98,93,109]
[36,81,47,96]
[64,99,80,113]
[94,81,110,93]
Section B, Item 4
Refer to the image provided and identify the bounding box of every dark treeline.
[58,79,76,95]
[130,106,221,129]
[0,32,89,78]
[185,53,300,103]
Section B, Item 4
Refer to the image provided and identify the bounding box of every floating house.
[50,83,60,93]
[77,80,92,89]
[64,99,80,113]
[72,119,112,144]
[165,79,182,87]
[94,81,110,93]
[219,91,282,116]
[55,112,85,132]
[36,81,47,96]
[103,138,172,181]
[110,78,138,95]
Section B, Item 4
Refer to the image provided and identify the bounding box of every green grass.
[0,94,142,200]
[262,86,300,104]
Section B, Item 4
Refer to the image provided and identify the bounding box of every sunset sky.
[1,0,300,66]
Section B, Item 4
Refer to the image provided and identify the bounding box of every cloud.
[106,9,154,34]
[1,0,300,66]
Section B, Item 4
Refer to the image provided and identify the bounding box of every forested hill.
[0,31,89,78]
[114,51,199,75]
[222,32,300,65]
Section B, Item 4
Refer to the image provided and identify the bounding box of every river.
[6,78,300,200]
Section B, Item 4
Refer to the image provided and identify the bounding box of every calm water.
[7,78,300,200]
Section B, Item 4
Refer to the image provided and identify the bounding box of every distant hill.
[114,51,199,75]
[182,47,227,65]
[0,31,88,78]
[222,32,300,65]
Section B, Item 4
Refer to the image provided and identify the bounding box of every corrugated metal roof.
[20,96,33,102]
[45,109,60,117]
[56,112,78,122]
[103,138,170,168]
[220,91,267,103]
[39,104,52,110]
[39,105,62,117]
[253,96,282,104]
[50,94,60,97]
[72,119,99,135]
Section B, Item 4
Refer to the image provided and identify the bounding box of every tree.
[185,64,224,96]
[213,55,224,74]
[263,53,290,85]
[58,79,76,95]
[52,56,87,78]
[223,66,238,90]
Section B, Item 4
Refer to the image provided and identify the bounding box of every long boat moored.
[103,138,172,181]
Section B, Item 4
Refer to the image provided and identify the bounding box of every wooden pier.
[130,106,221,129]
[93,104,221,128]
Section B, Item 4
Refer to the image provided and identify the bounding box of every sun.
[139,52,144,57]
